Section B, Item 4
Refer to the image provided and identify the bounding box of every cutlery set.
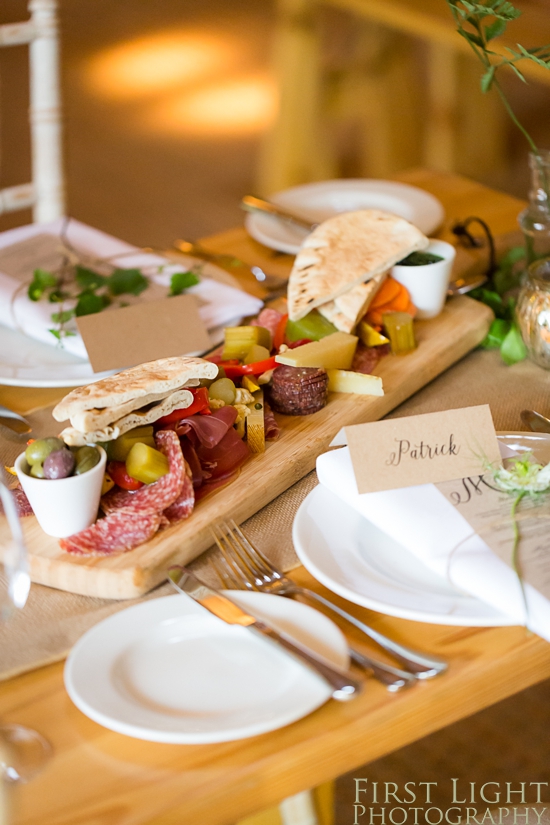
[169,519,449,699]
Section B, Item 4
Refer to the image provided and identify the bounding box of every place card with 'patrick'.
[338,405,502,494]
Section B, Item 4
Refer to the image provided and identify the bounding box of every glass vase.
[518,150,550,264]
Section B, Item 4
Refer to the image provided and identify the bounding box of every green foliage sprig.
[27,255,200,343]
[446,0,550,154]
[474,244,527,364]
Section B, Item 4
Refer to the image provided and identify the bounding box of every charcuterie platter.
[0,295,491,599]
[0,207,493,599]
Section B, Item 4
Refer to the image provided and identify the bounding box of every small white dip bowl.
[15,446,107,538]
[391,239,456,320]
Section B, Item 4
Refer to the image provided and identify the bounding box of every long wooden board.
[0,295,492,598]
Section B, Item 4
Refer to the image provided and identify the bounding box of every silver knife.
[241,195,317,234]
[168,568,362,702]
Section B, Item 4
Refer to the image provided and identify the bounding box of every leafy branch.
[446,0,550,154]
[28,259,200,344]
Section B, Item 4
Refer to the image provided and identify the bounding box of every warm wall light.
[88,32,237,98]
[151,75,277,136]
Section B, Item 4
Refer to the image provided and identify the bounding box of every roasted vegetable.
[106,426,155,462]
[222,325,272,360]
[125,443,170,484]
[383,312,416,355]
[285,310,337,343]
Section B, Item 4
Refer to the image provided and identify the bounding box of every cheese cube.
[327,369,384,396]
[275,332,358,370]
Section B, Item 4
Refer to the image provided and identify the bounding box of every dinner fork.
[210,549,414,693]
[211,521,448,681]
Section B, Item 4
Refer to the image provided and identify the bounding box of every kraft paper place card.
[77,294,211,373]
[345,405,502,494]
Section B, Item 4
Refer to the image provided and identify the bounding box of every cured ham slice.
[60,509,162,555]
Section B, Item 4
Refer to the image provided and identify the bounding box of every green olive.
[74,446,100,475]
[25,437,65,466]
[30,462,46,479]
[208,377,236,405]
[243,345,271,365]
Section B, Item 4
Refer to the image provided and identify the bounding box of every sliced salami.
[2,486,34,518]
[251,307,283,338]
[352,342,389,374]
[100,429,184,515]
[163,464,194,524]
[60,508,162,555]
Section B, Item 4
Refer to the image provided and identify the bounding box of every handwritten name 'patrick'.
[386,434,460,467]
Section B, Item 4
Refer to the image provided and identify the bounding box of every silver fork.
[210,527,420,692]
[212,521,448,682]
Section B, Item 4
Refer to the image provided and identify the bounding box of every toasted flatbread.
[69,384,199,433]
[60,388,196,446]
[53,356,218,422]
[317,274,386,333]
[287,210,428,321]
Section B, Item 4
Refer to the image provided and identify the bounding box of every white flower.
[492,456,550,494]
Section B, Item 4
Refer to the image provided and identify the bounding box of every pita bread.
[60,388,196,446]
[69,384,200,433]
[317,274,386,333]
[53,356,218,422]
[287,210,428,321]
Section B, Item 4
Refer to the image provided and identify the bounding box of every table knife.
[168,568,362,701]
[241,195,317,233]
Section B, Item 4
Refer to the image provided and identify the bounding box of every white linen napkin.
[316,446,550,641]
[0,219,263,361]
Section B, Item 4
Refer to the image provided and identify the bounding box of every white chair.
[0,0,65,222]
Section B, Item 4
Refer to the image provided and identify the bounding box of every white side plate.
[64,591,348,743]
[245,179,445,254]
[292,433,549,627]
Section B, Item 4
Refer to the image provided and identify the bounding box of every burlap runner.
[1,347,549,680]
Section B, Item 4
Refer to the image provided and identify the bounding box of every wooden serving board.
[0,295,492,599]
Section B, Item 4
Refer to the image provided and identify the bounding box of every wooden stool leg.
[424,41,459,172]
[257,0,336,193]
[279,790,320,825]
[236,781,334,825]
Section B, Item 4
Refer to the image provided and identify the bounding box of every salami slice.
[251,307,284,338]
[60,509,162,555]
[101,429,184,515]
[351,342,389,374]
[0,486,34,518]
[163,464,194,524]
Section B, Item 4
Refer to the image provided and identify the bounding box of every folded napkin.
[0,219,263,361]
[316,445,550,641]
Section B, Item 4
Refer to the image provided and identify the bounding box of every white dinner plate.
[64,591,348,743]
[0,314,233,389]
[292,433,550,627]
[245,179,445,254]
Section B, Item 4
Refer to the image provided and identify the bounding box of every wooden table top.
[2,169,549,825]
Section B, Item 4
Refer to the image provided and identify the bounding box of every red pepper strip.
[218,364,247,379]
[287,338,312,349]
[273,313,288,350]
[156,387,210,425]
[242,355,278,375]
[107,461,144,491]
[217,356,279,378]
